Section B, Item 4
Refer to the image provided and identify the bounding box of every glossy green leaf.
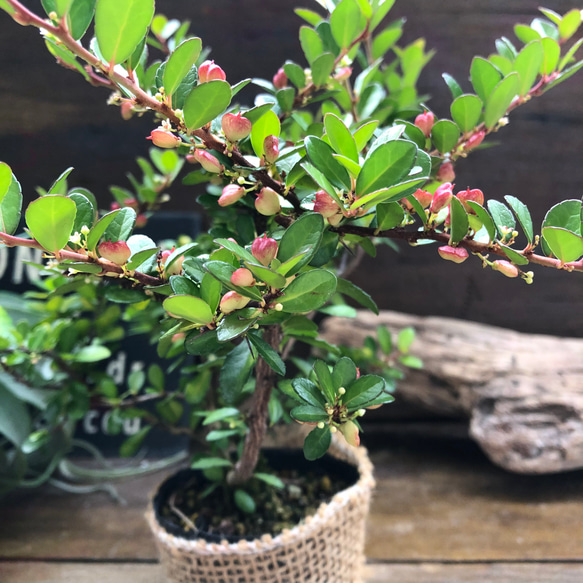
[294,8,324,27]
[200,272,221,314]
[514,41,544,96]
[543,199,582,233]
[292,378,327,407]
[470,57,502,102]
[514,24,542,44]
[495,37,517,61]
[276,87,295,113]
[242,103,275,124]
[217,310,259,342]
[442,72,463,99]
[336,277,378,314]
[331,357,358,391]
[47,167,73,195]
[466,201,496,242]
[69,192,95,235]
[244,262,287,289]
[0,172,22,236]
[330,0,364,49]
[283,61,306,89]
[248,330,286,376]
[67,0,96,40]
[305,136,351,190]
[540,37,561,75]
[487,199,516,238]
[353,178,427,211]
[0,163,11,201]
[316,21,341,57]
[299,26,324,65]
[204,261,262,300]
[94,0,155,65]
[343,374,385,410]
[120,426,151,457]
[183,80,232,130]
[497,242,529,265]
[450,94,483,133]
[505,195,534,244]
[449,196,469,245]
[250,109,281,159]
[86,209,122,251]
[559,9,582,41]
[277,213,324,275]
[353,120,379,152]
[332,154,361,177]
[73,344,111,362]
[311,52,335,86]
[291,405,328,423]
[303,426,332,460]
[542,227,583,263]
[163,38,202,97]
[489,55,514,77]
[431,119,460,153]
[324,113,358,162]
[213,238,256,264]
[376,200,405,231]
[185,329,224,356]
[220,342,254,403]
[103,207,136,242]
[191,457,232,470]
[280,269,337,313]
[355,140,417,196]
[370,0,396,32]
[484,73,520,129]
[25,195,76,253]
[234,489,256,514]
[372,21,403,60]
[163,295,214,325]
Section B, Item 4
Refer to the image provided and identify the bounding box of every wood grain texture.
[323,311,583,473]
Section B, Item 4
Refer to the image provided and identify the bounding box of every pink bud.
[120,101,134,120]
[415,111,435,138]
[263,135,280,164]
[314,190,340,218]
[436,162,456,183]
[165,255,185,276]
[220,291,250,314]
[438,245,468,264]
[339,420,360,447]
[221,112,252,142]
[198,60,226,83]
[492,260,519,278]
[465,130,485,151]
[188,149,223,173]
[147,129,181,149]
[98,241,131,265]
[218,184,246,207]
[334,66,352,82]
[251,234,278,266]
[273,67,288,89]
[412,188,433,209]
[255,187,281,216]
[430,182,454,214]
[231,268,256,287]
[456,187,484,212]
[135,214,147,228]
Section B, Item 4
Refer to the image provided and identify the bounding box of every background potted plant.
[1,0,583,581]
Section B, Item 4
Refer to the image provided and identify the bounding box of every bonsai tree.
[1,0,583,518]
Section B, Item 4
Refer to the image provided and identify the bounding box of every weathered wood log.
[322,311,583,474]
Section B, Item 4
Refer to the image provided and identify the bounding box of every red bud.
[415,111,435,137]
[436,161,455,183]
[148,129,181,149]
[334,66,352,82]
[263,135,280,164]
[438,245,468,264]
[255,187,281,216]
[273,67,288,89]
[465,130,485,151]
[314,190,340,218]
[98,241,131,265]
[412,188,432,209]
[456,187,484,211]
[198,60,226,83]
[492,260,519,278]
[218,184,246,207]
[251,234,278,266]
[221,112,252,142]
[220,291,250,314]
[430,182,454,214]
[188,149,223,173]
[231,268,256,287]
[339,420,360,447]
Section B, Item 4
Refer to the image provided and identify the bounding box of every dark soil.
[154,449,358,542]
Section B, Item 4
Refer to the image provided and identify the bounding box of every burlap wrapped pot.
[145,437,375,583]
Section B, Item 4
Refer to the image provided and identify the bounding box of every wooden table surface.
[2,430,583,582]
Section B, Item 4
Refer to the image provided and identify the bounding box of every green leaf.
[470,57,502,102]
[250,109,281,159]
[183,80,232,130]
[332,357,359,390]
[487,200,516,238]
[540,37,561,75]
[283,61,306,89]
[311,52,336,86]
[299,26,324,65]
[185,329,225,356]
[376,201,405,231]
[372,22,403,60]
[336,277,378,314]
[353,120,379,152]
[314,359,335,403]
[73,344,111,362]
[330,0,364,49]
[191,457,233,470]
[25,195,76,253]
[103,207,136,242]
[202,407,240,426]
[163,38,202,97]
[343,375,385,410]
[244,262,287,289]
[276,87,296,113]
[280,269,337,313]
[355,140,417,196]
[450,94,483,133]
[48,167,73,195]
[67,0,96,40]
[466,201,496,242]
[497,242,529,265]
[442,73,464,99]
[505,195,534,244]
[292,378,327,407]
[69,193,95,235]
[119,426,151,457]
[94,0,155,65]
[0,384,30,446]
[254,472,285,489]
[303,426,332,460]
[163,295,214,325]
[559,37,583,72]
[449,196,469,245]
[277,213,324,275]
[370,0,396,32]
[0,372,48,410]
[204,261,262,300]
[291,405,328,423]
[484,73,520,129]
[514,24,542,44]
[431,120,460,154]
[242,103,275,125]
[305,136,351,190]
[324,113,358,162]
[542,227,583,263]
[234,489,256,514]
[248,331,285,376]
[397,326,415,352]
[213,238,256,264]
[86,209,122,251]
[0,172,23,236]
[514,41,544,96]
[376,325,392,355]
[0,162,11,201]
[543,199,582,233]
[559,9,582,40]
[217,312,259,342]
[220,342,255,403]
[294,8,324,27]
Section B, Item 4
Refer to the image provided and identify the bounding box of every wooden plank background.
[0,1,582,336]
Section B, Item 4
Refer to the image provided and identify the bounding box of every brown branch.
[228,324,282,485]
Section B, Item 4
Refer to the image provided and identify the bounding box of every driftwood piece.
[322,311,583,474]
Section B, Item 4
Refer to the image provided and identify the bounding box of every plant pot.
[145,438,375,583]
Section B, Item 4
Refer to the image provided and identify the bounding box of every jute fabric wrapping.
[146,438,375,583]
